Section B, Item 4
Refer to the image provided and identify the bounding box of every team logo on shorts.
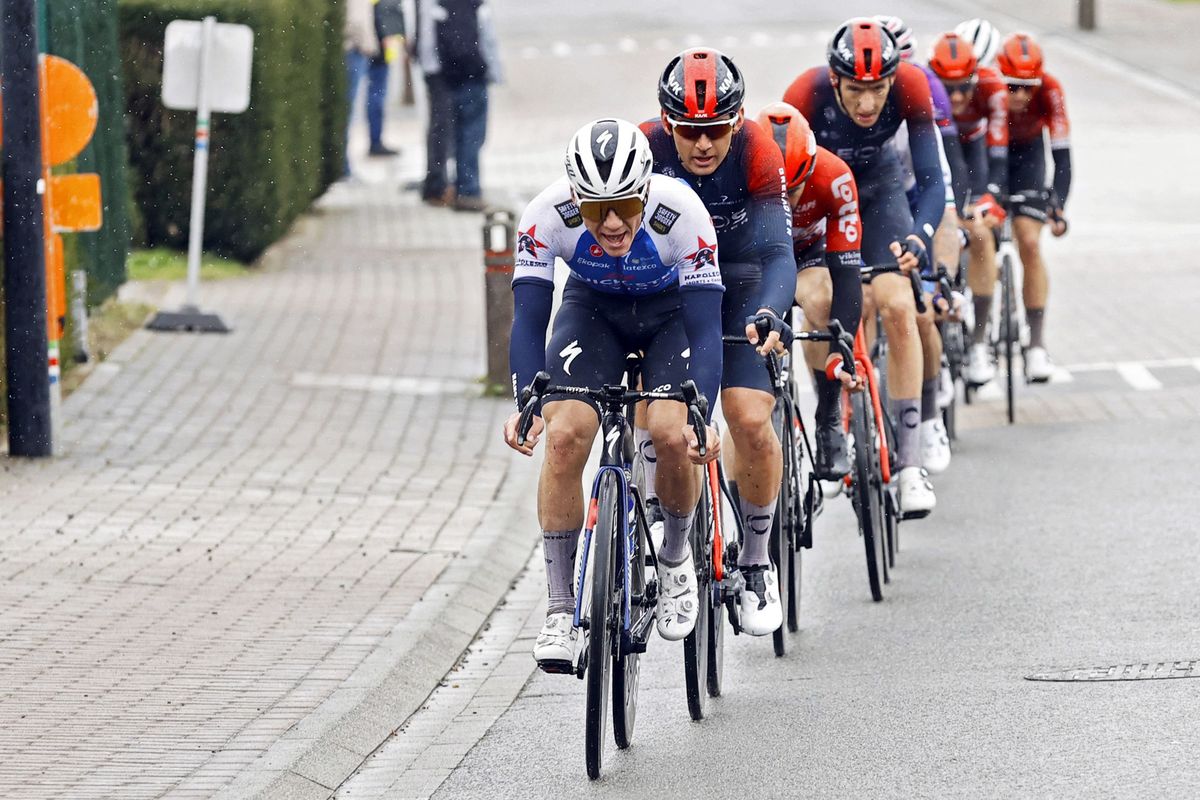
[517,225,547,257]
[649,203,681,235]
[589,244,604,257]
[684,236,717,270]
[554,200,583,228]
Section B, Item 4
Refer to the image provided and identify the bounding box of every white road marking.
[750,32,772,47]
[653,37,674,51]
[291,372,478,396]
[1115,363,1163,391]
[550,41,571,58]
[617,37,638,53]
[520,45,539,60]
[584,42,607,56]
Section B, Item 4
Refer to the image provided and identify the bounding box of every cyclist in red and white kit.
[927,32,1011,387]
[997,32,1071,382]
[754,102,864,479]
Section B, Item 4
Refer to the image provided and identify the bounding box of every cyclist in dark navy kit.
[639,48,796,636]
[997,32,1071,382]
[783,18,945,518]
[502,119,724,669]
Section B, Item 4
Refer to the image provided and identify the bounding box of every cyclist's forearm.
[908,121,947,247]
[750,198,800,317]
[1051,147,1072,207]
[941,133,971,213]
[679,286,724,420]
[509,280,554,407]
[825,250,863,338]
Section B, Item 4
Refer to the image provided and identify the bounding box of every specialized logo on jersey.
[649,203,681,235]
[517,225,547,257]
[559,340,584,375]
[554,200,582,228]
[588,244,604,257]
[685,236,717,270]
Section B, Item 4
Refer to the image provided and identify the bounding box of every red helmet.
[927,33,978,82]
[996,33,1044,82]
[658,48,745,121]
[827,18,901,82]
[754,102,818,190]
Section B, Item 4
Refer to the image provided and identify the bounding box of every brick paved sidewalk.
[0,150,538,798]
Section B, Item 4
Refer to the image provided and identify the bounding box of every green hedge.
[45,0,132,309]
[118,0,346,262]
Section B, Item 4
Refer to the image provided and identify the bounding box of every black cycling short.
[719,262,773,394]
[856,157,914,266]
[544,280,691,416]
[795,240,827,272]
[1008,141,1051,222]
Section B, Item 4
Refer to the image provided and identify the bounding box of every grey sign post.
[148,16,253,333]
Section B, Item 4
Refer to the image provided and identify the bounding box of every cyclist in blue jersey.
[783,18,946,517]
[639,48,797,635]
[502,119,724,669]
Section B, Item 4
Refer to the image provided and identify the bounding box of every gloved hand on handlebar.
[745,310,793,356]
[889,235,929,275]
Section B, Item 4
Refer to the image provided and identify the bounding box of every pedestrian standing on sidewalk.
[344,0,405,174]
[414,0,503,211]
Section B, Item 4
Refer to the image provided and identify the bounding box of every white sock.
[635,427,658,502]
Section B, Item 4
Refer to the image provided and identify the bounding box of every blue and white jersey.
[512,174,722,296]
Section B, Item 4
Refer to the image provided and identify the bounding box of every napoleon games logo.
[684,236,717,270]
[517,225,547,257]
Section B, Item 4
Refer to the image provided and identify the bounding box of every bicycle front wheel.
[612,490,643,749]
[585,472,619,779]
[683,475,712,720]
[851,392,884,602]
[1002,253,1016,424]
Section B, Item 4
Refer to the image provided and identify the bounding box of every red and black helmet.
[658,48,745,121]
[996,33,1044,83]
[827,18,901,82]
[927,32,978,81]
[754,102,818,190]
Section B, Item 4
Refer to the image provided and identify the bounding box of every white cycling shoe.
[967,343,996,386]
[656,551,698,641]
[920,418,952,475]
[1025,346,1055,383]
[533,612,580,670]
[738,564,782,636]
[897,466,936,519]
[937,365,955,410]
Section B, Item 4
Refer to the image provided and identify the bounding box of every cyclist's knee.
[543,406,597,467]
[878,289,916,333]
[722,391,775,452]
[645,403,686,461]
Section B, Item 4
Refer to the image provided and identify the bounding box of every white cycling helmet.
[955,18,1001,67]
[874,15,915,62]
[564,118,653,201]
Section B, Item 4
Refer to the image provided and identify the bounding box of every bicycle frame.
[843,323,892,485]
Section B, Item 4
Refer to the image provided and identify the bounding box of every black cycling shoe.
[814,421,851,481]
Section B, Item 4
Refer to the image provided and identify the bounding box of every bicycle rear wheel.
[1002,253,1016,424]
[585,473,619,779]
[612,493,643,749]
[850,393,884,602]
[683,476,712,720]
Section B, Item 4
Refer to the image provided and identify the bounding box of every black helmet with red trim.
[658,48,746,121]
[827,18,901,82]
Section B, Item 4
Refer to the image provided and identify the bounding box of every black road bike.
[517,371,710,779]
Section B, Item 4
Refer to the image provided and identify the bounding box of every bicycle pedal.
[536,659,575,676]
[900,509,931,521]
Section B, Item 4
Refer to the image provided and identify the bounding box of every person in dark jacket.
[414,0,503,210]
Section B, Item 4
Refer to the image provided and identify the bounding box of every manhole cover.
[1026,659,1200,682]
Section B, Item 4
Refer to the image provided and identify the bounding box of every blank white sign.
[162,19,254,114]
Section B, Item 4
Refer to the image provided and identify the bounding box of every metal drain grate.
[1025,660,1200,682]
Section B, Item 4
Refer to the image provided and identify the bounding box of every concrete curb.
[214,455,540,800]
